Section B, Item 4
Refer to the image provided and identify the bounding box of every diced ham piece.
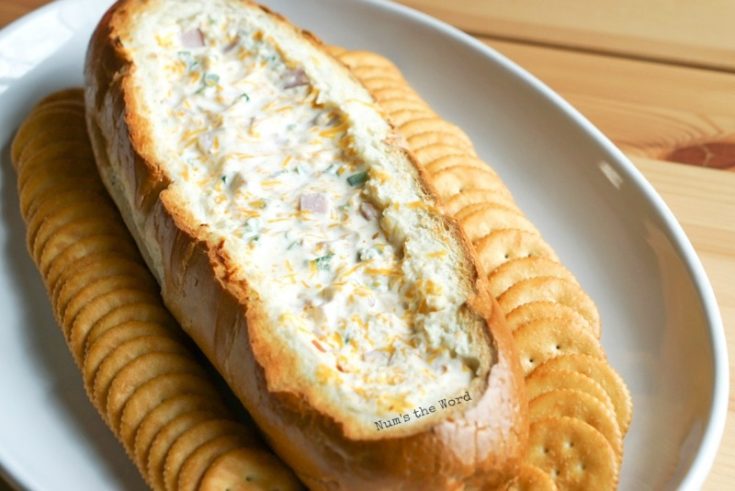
[181,28,204,48]
[306,304,327,324]
[284,68,309,89]
[359,201,378,220]
[300,193,329,214]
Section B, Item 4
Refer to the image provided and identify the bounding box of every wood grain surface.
[1,1,734,490]
[399,0,735,72]
[484,39,735,171]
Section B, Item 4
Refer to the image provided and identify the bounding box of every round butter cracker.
[379,98,436,119]
[358,75,411,94]
[430,165,512,202]
[60,275,156,335]
[106,351,205,432]
[30,201,121,261]
[92,336,193,412]
[119,371,227,455]
[399,117,473,148]
[177,435,250,491]
[527,416,618,491]
[514,318,604,375]
[84,324,181,385]
[54,258,155,321]
[51,254,150,310]
[370,86,427,106]
[37,218,129,278]
[487,256,576,299]
[17,147,95,193]
[199,447,303,491]
[529,389,622,459]
[10,92,83,162]
[26,190,112,259]
[134,393,228,478]
[84,304,175,351]
[505,301,593,336]
[409,132,476,156]
[441,186,516,213]
[12,108,87,164]
[410,143,475,167]
[423,154,493,177]
[454,201,519,222]
[67,288,160,359]
[336,50,399,71]
[526,369,615,416]
[387,107,436,127]
[20,175,103,222]
[16,132,92,166]
[473,229,559,278]
[163,419,254,491]
[147,411,216,491]
[498,277,600,335]
[44,236,140,293]
[351,65,404,82]
[506,463,557,491]
[459,204,539,242]
[16,143,95,194]
[531,354,632,435]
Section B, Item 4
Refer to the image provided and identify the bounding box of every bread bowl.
[84,0,527,489]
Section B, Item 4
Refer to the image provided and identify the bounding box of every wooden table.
[1,0,733,489]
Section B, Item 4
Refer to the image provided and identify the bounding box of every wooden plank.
[633,156,735,490]
[484,39,735,170]
[399,0,735,72]
[0,0,47,27]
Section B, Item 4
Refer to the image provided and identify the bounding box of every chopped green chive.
[313,253,334,271]
[244,218,260,235]
[196,73,219,94]
[221,175,227,183]
[177,51,200,71]
[358,248,378,262]
[347,171,368,187]
[204,73,220,86]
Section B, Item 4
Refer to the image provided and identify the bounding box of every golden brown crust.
[84,0,527,489]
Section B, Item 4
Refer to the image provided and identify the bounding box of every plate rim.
[0,0,728,489]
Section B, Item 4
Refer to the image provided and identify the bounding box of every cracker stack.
[335,49,632,491]
[11,89,302,491]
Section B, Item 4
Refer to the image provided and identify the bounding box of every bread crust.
[84,1,527,488]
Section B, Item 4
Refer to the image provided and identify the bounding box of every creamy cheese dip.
[129,4,485,419]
